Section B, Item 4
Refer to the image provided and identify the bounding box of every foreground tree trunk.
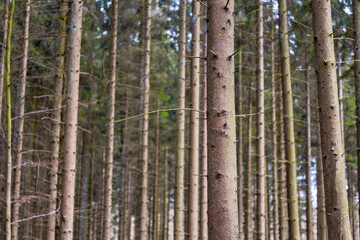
[312,1,352,239]
[46,1,67,239]
[175,0,186,239]
[245,91,253,240]
[207,0,239,239]
[4,0,15,239]
[103,0,118,239]
[153,95,160,240]
[187,0,201,238]
[59,1,84,239]
[278,0,301,238]
[0,0,9,128]
[11,1,30,239]
[256,1,265,239]
[140,0,152,238]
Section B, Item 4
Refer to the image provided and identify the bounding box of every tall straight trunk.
[316,116,327,240]
[11,1,30,239]
[312,1,352,239]
[46,1,67,239]
[4,0,15,239]
[140,0,152,238]
[237,38,243,240]
[85,142,95,240]
[0,0,9,129]
[162,148,169,240]
[59,1,84,239]
[305,63,313,240]
[207,0,239,239]
[270,2,279,239]
[245,90,253,240]
[153,95,160,240]
[256,1,265,239]
[175,0,186,239]
[354,0,360,237]
[103,0,118,239]
[278,0,301,238]
[200,6,208,240]
[187,0,201,238]
[278,79,288,240]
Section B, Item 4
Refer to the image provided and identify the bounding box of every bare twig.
[11,207,60,225]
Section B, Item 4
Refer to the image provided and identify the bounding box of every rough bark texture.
[245,89,253,240]
[187,0,201,238]
[305,63,313,240]
[175,0,186,239]
[140,0,152,238]
[4,0,15,239]
[278,0,301,238]
[59,1,83,239]
[256,2,265,239]
[103,1,118,239]
[207,0,239,239]
[11,1,30,239]
[200,6,208,240]
[354,0,360,238]
[312,1,352,239]
[46,1,67,239]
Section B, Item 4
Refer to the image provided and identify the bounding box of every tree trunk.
[59,1,84,239]
[46,2,67,239]
[153,95,160,240]
[200,6,208,240]
[0,0,9,132]
[162,148,169,240]
[207,1,239,239]
[4,0,15,239]
[312,1,352,239]
[278,0,301,238]
[187,0,201,238]
[175,0,186,239]
[11,1,30,239]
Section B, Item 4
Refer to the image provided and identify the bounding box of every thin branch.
[11,207,60,225]
[236,111,264,118]
[11,106,65,121]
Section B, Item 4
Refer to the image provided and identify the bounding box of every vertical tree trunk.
[305,62,313,240]
[140,0,152,238]
[11,1,30,239]
[207,0,239,239]
[270,2,279,238]
[256,1,265,239]
[312,1,352,239]
[245,89,253,240]
[46,2,67,239]
[0,0,9,130]
[59,1,84,239]
[175,0,186,239]
[153,95,160,240]
[4,0,15,239]
[103,0,118,239]
[278,0,301,238]
[162,148,169,240]
[187,0,201,238]
[200,6,208,240]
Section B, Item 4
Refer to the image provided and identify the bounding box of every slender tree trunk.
[175,0,186,239]
[59,1,84,239]
[187,0,201,238]
[256,1,265,239]
[140,0,152,239]
[278,0,301,238]
[152,95,160,240]
[162,148,169,240]
[103,1,118,239]
[245,90,253,240]
[200,6,208,240]
[278,79,288,240]
[11,1,30,239]
[305,63,313,240]
[270,2,279,239]
[312,1,352,239]
[4,0,15,239]
[0,0,9,130]
[207,1,239,239]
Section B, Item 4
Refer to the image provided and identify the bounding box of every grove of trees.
[0,0,359,239]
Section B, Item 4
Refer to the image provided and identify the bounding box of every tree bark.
[207,0,239,239]
[312,1,352,239]
[278,0,301,238]
[175,0,186,239]
[11,1,30,239]
[59,1,84,239]
[153,95,160,240]
[0,0,9,131]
